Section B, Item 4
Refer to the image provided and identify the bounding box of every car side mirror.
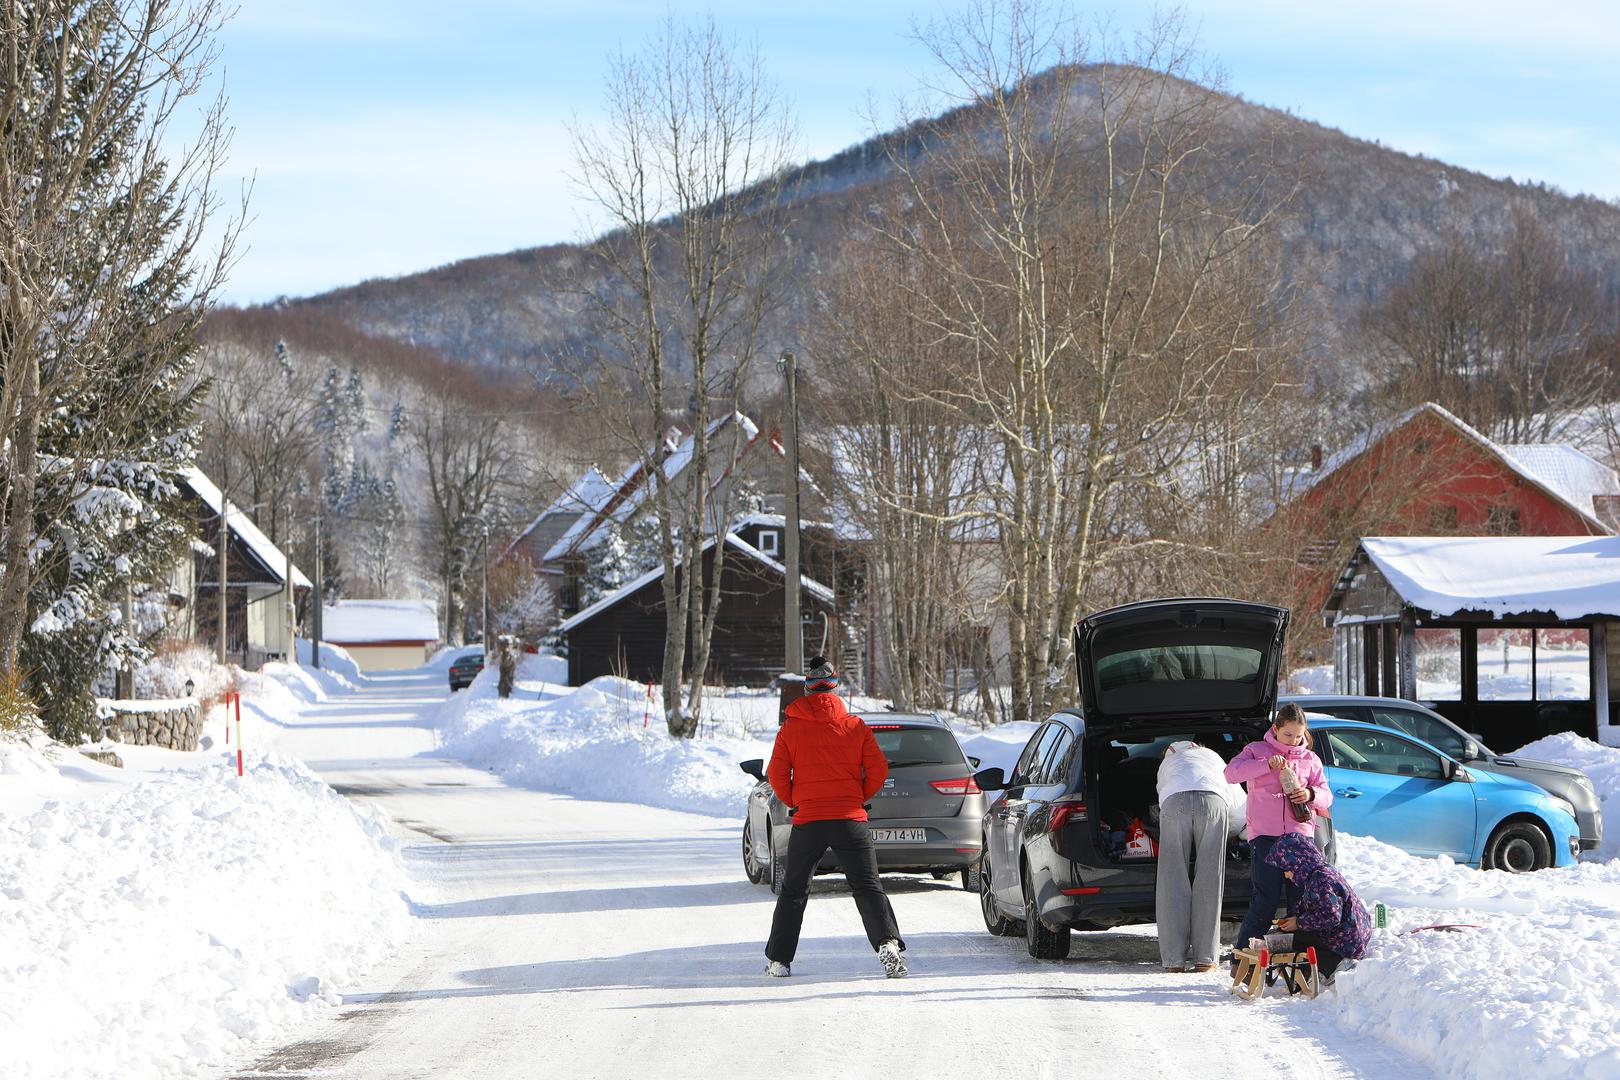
[1444,759,1473,782]
[973,766,1007,791]
[739,758,766,782]
[968,755,982,769]
[1463,740,1482,761]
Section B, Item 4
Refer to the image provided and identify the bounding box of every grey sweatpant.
[1155,790,1230,969]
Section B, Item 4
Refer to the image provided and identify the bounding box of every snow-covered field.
[0,646,415,1080]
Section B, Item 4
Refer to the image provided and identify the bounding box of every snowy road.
[228,672,1438,1080]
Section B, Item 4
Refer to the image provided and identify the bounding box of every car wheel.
[961,862,981,892]
[979,851,1019,936]
[742,820,766,885]
[1022,866,1071,960]
[1484,821,1552,873]
[768,827,783,895]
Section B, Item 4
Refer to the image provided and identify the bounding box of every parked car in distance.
[448,651,484,691]
[1309,716,1581,872]
[1283,694,1602,854]
[738,713,986,892]
[976,597,1298,960]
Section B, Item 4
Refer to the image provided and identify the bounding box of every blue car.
[1310,718,1580,872]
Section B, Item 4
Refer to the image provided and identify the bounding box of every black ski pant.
[765,818,904,964]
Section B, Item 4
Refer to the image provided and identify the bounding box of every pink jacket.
[1224,728,1332,840]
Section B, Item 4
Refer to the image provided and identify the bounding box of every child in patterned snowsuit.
[1264,832,1372,982]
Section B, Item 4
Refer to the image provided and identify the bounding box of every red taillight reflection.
[930,777,982,795]
[1049,798,1087,831]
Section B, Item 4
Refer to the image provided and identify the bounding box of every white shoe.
[764,960,791,977]
[877,940,907,978]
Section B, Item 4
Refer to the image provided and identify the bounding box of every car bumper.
[1579,809,1602,852]
[812,817,982,872]
[1038,881,1255,929]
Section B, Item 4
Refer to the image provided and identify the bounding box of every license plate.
[870,828,927,843]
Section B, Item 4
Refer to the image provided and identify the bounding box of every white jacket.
[1157,741,1246,820]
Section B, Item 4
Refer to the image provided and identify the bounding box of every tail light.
[930,777,981,795]
[1049,797,1087,832]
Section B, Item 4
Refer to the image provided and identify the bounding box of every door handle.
[1335,787,1363,799]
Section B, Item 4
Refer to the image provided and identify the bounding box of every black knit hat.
[804,655,840,693]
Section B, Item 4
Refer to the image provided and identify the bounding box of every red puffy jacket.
[767,692,888,823]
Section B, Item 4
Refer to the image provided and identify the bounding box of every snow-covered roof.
[182,467,312,589]
[543,413,762,564]
[504,467,616,559]
[321,599,440,643]
[1357,535,1620,620]
[1295,403,1613,532]
[557,532,834,633]
[1499,444,1620,522]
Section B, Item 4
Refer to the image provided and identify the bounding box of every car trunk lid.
[1074,598,1288,737]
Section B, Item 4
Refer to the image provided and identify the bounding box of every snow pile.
[1284,664,1334,695]
[1328,832,1620,1079]
[1512,732,1620,861]
[0,752,412,1080]
[439,671,772,817]
[958,721,1039,778]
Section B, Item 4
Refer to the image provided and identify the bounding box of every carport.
[1324,536,1620,750]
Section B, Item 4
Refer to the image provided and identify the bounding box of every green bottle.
[1374,901,1388,929]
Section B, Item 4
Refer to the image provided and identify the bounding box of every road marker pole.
[644,681,653,729]
[234,691,243,777]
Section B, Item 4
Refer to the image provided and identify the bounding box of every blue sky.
[206,1,1620,303]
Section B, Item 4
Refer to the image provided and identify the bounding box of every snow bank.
[439,673,772,817]
[1326,832,1620,1079]
[293,637,367,687]
[958,721,1040,778]
[0,749,412,1080]
[1511,732,1620,861]
[1284,663,1334,695]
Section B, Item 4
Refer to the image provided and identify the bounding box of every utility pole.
[480,519,491,649]
[779,350,803,675]
[217,499,228,665]
[311,511,323,670]
[285,505,297,666]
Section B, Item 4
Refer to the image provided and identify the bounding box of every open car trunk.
[1085,724,1261,863]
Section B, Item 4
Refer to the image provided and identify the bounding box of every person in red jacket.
[763,657,907,978]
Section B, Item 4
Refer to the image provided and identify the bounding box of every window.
[870,727,966,768]
[1094,644,1263,690]
[1486,502,1522,535]
[757,528,781,557]
[1535,629,1589,701]
[1032,728,1075,785]
[1371,706,1466,760]
[1476,628,1533,700]
[1414,628,1462,700]
[1012,724,1059,785]
[1323,729,1445,780]
[1427,504,1459,531]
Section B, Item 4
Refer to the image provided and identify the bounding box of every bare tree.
[565,15,796,736]
[0,1,239,676]
[1364,205,1612,442]
[415,396,512,646]
[872,2,1297,724]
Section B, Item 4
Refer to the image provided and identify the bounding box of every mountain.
[220,64,1620,385]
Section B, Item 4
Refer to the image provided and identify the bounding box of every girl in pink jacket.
[1224,703,1333,955]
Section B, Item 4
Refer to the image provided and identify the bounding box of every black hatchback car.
[739,713,987,892]
[975,598,1304,959]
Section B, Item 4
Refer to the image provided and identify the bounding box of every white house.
[320,599,441,672]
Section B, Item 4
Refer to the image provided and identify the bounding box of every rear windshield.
[1095,645,1263,690]
[870,727,966,768]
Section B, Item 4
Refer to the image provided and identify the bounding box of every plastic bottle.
[1278,762,1314,823]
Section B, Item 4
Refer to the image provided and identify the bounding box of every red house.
[1267,403,1619,653]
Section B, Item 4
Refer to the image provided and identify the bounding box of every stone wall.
[96,699,204,751]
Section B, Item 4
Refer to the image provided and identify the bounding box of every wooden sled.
[1229,946,1319,999]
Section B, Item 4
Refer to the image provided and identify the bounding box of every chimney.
[1310,443,1323,471]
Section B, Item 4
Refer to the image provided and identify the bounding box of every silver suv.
[1282,694,1602,853]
